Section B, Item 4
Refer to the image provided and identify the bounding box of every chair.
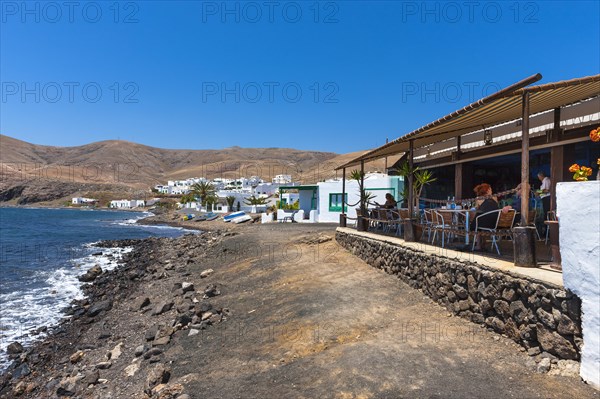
[471,209,516,255]
[432,210,454,248]
[423,209,434,243]
[545,211,557,244]
[282,211,298,223]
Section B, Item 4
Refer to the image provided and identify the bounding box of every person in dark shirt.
[471,183,512,251]
[375,193,398,209]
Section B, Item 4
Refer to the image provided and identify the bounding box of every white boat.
[231,214,252,224]
[223,211,245,222]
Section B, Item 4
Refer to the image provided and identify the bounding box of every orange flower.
[581,166,593,176]
[569,164,580,173]
[597,158,600,166]
[591,129,600,142]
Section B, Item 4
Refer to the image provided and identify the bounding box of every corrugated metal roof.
[336,74,600,170]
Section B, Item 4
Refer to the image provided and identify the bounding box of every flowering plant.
[569,164,593,181]
[590,127,600,142]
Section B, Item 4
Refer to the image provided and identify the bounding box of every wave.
[0,246,131,370]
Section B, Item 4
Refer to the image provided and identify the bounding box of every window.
[329,193,347,212]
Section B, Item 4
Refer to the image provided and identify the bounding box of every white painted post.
[557,181,600,389]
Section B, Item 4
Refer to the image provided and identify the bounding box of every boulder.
[152,301,174,316]
[536,323,578,360]
[69,351,84,364]
[203,284,220,298]
[6,342,23,355]
[200,269,214,278]
[88,300,113,317]
[145,364,171,394]
[181,282,195,293]
[78,265,103,282]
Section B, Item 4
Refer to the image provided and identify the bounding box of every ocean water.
[0,207,189,369]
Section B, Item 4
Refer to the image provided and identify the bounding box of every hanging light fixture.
[484,129,493,145]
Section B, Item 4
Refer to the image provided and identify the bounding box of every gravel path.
[172,224,597,399]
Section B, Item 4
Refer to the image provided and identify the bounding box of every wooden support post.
[550,146,564,211]
[520,93,530,227]
[403,139,419,241]
[408,139,414,216]
[514,92,537,267]
[340,168,347,227]
[455,163,463,201]
[455,136,462,199]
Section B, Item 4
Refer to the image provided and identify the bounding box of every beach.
[1,223,597,398]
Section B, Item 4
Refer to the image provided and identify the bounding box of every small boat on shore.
[223,211,245,222]
[205,212,219,221]
[231,214,252,224]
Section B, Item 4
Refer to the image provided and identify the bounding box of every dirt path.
[169,224,597,399]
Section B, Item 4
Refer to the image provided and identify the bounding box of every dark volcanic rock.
[87,300,113,317]
[78,265,103,282]
[152,301,174,316]
[145,364,171,394]
[6,342,23,355]
[203,284,221,298]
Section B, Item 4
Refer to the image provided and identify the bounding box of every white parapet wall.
[557,181,600,389]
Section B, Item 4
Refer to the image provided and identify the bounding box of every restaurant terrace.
[336,73,600,268]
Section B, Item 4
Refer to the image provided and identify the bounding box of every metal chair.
[432,210,454,248]
[545,211,557,244]
[472,209,516,255]
[423,209,434,243]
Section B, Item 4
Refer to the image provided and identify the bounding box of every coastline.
[0,231,228,398]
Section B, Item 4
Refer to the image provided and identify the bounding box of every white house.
[72,197,97,205]
[254,182,298,196]
[272,174,292,184]
[266,173,403,223]
[110,199,146,209]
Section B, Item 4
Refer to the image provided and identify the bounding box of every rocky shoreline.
[0,230,233,398]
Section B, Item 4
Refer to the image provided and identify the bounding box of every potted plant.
[396,161,436,241]
[349,170,375,231]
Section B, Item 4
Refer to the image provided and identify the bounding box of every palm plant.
[349,169,375,213]
[396,161,436,215]
[204,193,219,211]
[191,182,216,207]
[244,195,269,206]
[225,196,236,210]
[180,193,196,204]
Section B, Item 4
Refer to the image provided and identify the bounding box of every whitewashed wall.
[557,181,600,389]
[316,175,398,223]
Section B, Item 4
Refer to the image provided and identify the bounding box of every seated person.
[512,183,532,214]
[471,183,511,250]
[374,193,398,209]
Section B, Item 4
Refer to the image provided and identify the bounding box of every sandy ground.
[170,224,597,399]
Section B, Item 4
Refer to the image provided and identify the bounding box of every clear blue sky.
[1,1,599,153]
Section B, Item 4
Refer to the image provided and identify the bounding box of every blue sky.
[1,1,599,153]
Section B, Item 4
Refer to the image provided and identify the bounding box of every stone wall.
[336,230,582,360]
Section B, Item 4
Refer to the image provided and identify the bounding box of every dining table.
[435,208,473,245]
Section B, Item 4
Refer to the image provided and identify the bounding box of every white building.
[272,174,292,184]
[254,182,298,196]
[155,178,206,195]
[266,173,403,223]
[110,199,146,209]
[72,197,97,205]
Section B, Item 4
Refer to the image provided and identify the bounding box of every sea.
[0,207,190,370]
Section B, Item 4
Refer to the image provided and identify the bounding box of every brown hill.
[0,134,339,186]
[0,135,397,205]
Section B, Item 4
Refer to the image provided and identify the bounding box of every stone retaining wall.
[336,230,582,360]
